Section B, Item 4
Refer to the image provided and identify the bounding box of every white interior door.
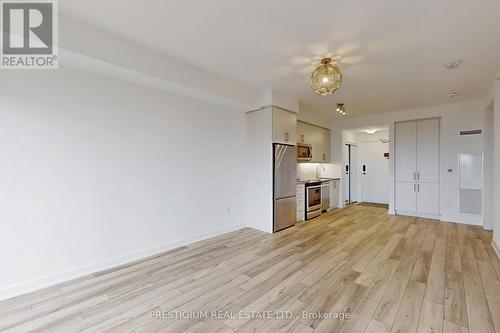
[344,144,357,204]
[359,141,390,204]
[350,145,357,202]
[395,181,417,212]
[395,121,417,182]
[344,144,349,203]
[416,182,439,215]
[417,119,439,183]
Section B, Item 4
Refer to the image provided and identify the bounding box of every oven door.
[297,144,312,161]
[306,185,322,212]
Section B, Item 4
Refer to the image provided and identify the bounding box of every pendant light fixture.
[336,103,347,115]
[310,58,343,96]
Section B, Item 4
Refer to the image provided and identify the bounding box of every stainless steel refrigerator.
[273,144,297,232]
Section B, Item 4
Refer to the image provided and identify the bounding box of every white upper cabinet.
[320,127,331,162]
[395,121,417,182]
[297,121,310,144]
[416,119,439,183]
[297,121,330,163]
[272,107,297,145]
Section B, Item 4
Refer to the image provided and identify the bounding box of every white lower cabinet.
[395,181,439,217]
[329,179,339,209]
[395,181,417,213]
[296,183,305,221]
[416,182,439,216]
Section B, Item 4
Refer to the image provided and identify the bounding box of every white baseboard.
[395,211,487,227]
[0,224,245,302]
[491,240,500,260]
[395,211,441,220]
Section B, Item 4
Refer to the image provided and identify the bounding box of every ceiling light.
[336,103,347,115]
[310,58,343,96]
[447,91,458,98]
[444,60,462,70]
[365,129,377,134]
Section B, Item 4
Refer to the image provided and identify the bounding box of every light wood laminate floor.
[2,204,500,333]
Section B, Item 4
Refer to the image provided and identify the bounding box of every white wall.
[245,109,273,233]
[492,81,500,249]
[331,101,486,225]
[0,68,247,300]
[483,104,494,229]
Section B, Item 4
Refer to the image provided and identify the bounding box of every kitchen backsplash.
[297,163,341,179]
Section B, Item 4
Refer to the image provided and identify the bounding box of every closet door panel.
[416,119,439,183]
[395,121,417,182]
[417,182,439,216]
[395,181,417,213]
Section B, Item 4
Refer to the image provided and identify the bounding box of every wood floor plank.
[417,300,443,333]
[477,260,500,302]
[442,320,468,333]
[390,280,426,333]
[463,277,495,333]
[339,297,378,333]
[364,259,400,303]
[444,270,468,328]
[425,239,446,305]
[366,319,392,333]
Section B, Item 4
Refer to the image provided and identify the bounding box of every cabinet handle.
[414,184,416,192]
[322,153,325,161]
[301,134,304,142]
[413,172,416,180]
[417,172,420,181]
[284,132,288,142]
[418,184,420,192]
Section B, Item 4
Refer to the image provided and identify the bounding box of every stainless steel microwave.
[297,143,312,161]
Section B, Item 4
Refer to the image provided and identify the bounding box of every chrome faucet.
[316,164,325,179]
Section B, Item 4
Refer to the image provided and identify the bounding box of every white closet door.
[395,121,417,182]
[417,182,439,215]
[416,119,439,183]
[395,181,417,213]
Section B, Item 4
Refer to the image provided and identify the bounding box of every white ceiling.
[61,0,500,119]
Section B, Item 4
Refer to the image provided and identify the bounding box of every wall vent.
[460,189,482,215]
[460,129,482,136]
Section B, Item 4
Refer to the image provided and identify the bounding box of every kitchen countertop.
[297,177,340,184]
